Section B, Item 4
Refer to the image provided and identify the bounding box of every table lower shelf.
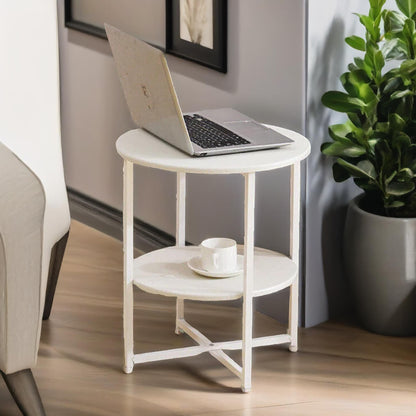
[133,246,297,301]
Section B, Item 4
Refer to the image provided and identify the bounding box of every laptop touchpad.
[224,121,291,144]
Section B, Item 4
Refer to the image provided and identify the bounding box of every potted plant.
[321,0,416,335]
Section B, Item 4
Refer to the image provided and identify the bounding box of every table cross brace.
[132,318,291,380]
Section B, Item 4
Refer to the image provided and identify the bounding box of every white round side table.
[116,125,310,392]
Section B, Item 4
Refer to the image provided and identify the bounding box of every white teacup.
[200,238,237,273]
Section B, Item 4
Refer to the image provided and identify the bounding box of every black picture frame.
[64,0,107,39]
[64,0,227,73]
[166,0,227,73]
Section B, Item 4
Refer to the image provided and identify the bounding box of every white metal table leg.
[123,160,134,373]
[175,172,186,334]
[175,298,184,335]
[289,162,301,353]
[242,172,255,393]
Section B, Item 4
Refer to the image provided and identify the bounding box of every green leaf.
[340,72,356,97]
[386,180,415,195]
[386,200,406,208]
[382,38,408,60]
[354,178,379,191]
[372,0,387,9]
[402,18,416,57]
[401,58,416,73]
[359,83,378,103]
[364,42,385,78]
[383,10,406,33]
[397,167,415,179]
[354,57,374,78]
[348,63,359,72]
[391,89,414,99]
[348,113,363,127]
[332,163,351,182]
[345,36,366,51]
[375,122,390,133]
[341,71,374,101]
[404,16,416,33]
[370,0,387,17]
[350,69,371,84]
[396,0,416,18]
[321,142,366,157]
[328,122,355,142]
[384,67,401,78]
[383,76,402,94]
[389,113,406,131]
[356,13,379,40]
[374,11,383,30]
[357,160,377,178]
[375,49,385,72]
[322,91,366,113]
[337,158,377,179]
[393,133,411,148]
[400,59,416,81]
[354,57,366,69]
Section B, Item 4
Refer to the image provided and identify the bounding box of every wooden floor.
[1,221,416,415]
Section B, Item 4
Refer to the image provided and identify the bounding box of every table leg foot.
[289,345,298,353]
[175,327,184,335]
[241,385,251,393]
[124,362,134,374]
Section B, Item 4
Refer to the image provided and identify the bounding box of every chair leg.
[1,369,46,416]
[42,231,69,320]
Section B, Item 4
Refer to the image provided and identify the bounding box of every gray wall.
[58,0,307,321]
[305,0,397,326]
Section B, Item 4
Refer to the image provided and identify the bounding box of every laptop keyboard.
[184,114,251,149]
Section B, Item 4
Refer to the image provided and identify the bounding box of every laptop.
[105,24,293,157]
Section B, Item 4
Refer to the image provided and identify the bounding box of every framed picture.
[64,0,106,39]
[166,0,227,73]
[64,0,227,72]
[64,0,166,48]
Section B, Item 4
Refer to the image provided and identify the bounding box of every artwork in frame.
[64,0,227,72]
[166,0,227,73]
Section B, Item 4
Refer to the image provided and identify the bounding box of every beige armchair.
[0,1,71,414]
[0,143,48,415]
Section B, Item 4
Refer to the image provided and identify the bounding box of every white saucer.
[187,255,244,278]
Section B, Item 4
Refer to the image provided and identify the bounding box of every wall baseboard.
[67,187,176,252]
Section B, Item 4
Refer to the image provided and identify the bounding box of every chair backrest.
[0,0,70,239]
[0,1,62,171]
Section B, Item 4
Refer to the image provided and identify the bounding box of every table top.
[116,125,310,174]
[133,246,297,301]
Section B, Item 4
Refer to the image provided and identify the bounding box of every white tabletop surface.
[133,246,297,301]
[116,125,310,174]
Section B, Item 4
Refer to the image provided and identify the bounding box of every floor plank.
[1,220,416,415]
